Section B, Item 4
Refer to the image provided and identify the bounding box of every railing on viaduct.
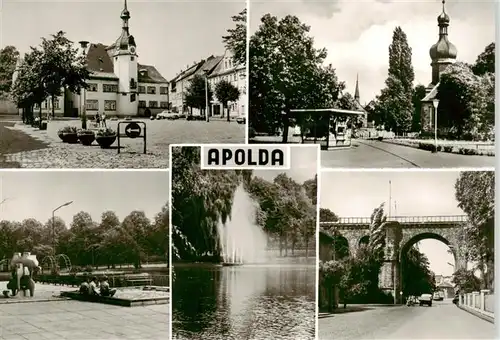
[320,215,468,225]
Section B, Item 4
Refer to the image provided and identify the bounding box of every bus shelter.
[289,108,366,149]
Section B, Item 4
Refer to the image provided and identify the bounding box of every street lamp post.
[52,201,73,255]
[432,99,439,153]
[79,41,89,129]
[204,70,209,123]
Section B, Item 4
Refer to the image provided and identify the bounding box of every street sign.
[125,122,141,138]
[117,121,147,154]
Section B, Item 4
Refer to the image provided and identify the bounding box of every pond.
[172,261,315,340]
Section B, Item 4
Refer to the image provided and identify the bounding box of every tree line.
[249,13,495,141]
[171,146,317,262]
[0,204,169,271]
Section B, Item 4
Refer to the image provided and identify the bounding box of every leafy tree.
[401,245,436,296]
[38,31,89,123]
[472,42,495,76]
[302,175,317,205]
[185,74,213,116]
[455,171,494,289]
[452,268,481,293]
[411,84,427,132]
[249,14,344,140]
[222,9,247,65]
[374,27,414,133]
[0,45,20,96]
[319,208,339,222]
[214,79,240,121]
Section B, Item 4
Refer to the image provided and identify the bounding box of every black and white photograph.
[0,171,169,339]
[248,0,495,168]
[318,170,494,339]
[171,145,318,339]
[0,0,246,168]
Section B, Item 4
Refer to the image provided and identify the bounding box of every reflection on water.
[173,263,315,340]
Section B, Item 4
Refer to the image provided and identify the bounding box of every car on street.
[236,116,246,124]
[419,293,433,306]
[433,292,444,301]
[156,111,179,120]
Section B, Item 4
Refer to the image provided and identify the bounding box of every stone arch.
[332,235,350,260]
[359,235,370,246]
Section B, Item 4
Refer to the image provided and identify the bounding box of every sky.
[250,0,495,103]
[255,145,317,183]
[0,0,245,81]
[320,170,473,276]
[0,170,169,226]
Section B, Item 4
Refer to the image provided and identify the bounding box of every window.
[160,86,168,95]
[104,100,116,111]
[103,84,118,92]
[138,86,146,94]
[88,83,98,92]
[131,56,134,61]
[139,100,146,108]
[147,86,156,94]
[130,78,137,89]
[149,101,158,108]
[43,101,47,109]
[86,100,99,111]
[54,99,60,109]
[234,74,237,81]
[160,101,169,108]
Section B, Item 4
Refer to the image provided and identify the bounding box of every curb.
[379,139,495,157]
[458,304,494,324]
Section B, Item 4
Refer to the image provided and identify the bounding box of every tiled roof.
[138,64,168,84]
[84,42,167,83]
[86,43,114,73]
[171,55,223,83]
[209,56,244,78]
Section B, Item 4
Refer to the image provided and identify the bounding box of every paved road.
[321,139,496,168]
[319,300,495,340]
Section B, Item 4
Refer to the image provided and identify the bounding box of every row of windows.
[137,86,168,95]
[87,83,168,95]
[86,100,116,111]
[34,99,60,110]
[138,100,169,108]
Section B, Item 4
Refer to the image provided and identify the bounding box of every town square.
[0,0,246,168]
[248,0,495,168]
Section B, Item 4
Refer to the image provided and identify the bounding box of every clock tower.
[112,0,138,116]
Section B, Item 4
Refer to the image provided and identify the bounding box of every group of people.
[93,113,107,128]
[79,275,117,297]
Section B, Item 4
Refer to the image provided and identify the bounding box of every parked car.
[156,111,178,120]
[236,116,246,124]
[433,292,444,301]
[419,293,433,306]
[452,293,459,305]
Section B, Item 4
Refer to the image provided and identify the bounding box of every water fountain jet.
[217,185,268,266]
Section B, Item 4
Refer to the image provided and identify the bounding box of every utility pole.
[389,180,392,218]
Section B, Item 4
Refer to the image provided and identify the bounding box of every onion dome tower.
[429,0,457,84]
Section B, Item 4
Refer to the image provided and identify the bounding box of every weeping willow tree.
[171,146,252,261]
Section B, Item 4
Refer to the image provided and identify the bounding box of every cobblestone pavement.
[2,118,245,168]
[319,300,494,339]
[0,283,170,340]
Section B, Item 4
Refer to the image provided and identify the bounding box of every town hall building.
[13,0,169,118]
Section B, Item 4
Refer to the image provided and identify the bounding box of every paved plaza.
[0,283,170,340]
[321,139,496,168]
[319,300,494,339]
[0,118,244,168]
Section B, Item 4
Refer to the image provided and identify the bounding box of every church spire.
[120,0,130,33]
[354,73,360,102]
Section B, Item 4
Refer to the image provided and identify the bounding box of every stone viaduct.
[320,215,468,304]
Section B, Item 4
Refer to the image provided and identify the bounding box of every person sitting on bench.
[99,276,117,297]
[79,275,90,295]
[89,276,100,296]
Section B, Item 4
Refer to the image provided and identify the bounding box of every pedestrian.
[95,113,101,128]
[101,112,107,128]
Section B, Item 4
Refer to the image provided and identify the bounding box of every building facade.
[208,50,246,118]
[169,55,223,115]
[420,0,457,132]
[14,0,169,118]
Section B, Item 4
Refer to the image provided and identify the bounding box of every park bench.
[124,274,152,286]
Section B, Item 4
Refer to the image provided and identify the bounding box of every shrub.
[58,126,77,134]
[443,146,453,153]
[96,128,116,137]
[77,129,95,136]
